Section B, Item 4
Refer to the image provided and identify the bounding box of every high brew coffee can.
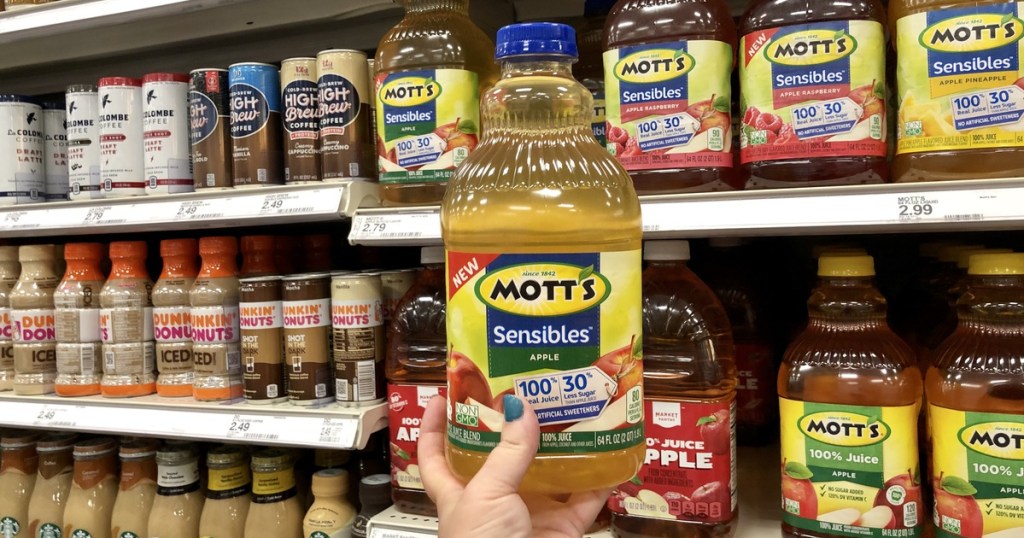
[281,58,320,183]
[317,49,374,181]
[228,63,283,187]
[189,68,233,190]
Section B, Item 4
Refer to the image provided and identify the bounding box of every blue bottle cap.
[495,22,579,60]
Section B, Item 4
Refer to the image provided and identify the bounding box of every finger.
[418,395,465,504]
[469,394,539,499]
[526,488,613,536]
[565,487,614,529]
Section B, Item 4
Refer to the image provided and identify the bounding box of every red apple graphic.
[691,480,730,518]
[698,410,731,455]
[781,461,817,520]
[873,468,922,528]
[933,475,983,538]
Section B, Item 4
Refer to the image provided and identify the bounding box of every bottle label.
[929,404,1024,538]
[739,20,887,163]
[157,461,200,495]
[0,307,12,340]
[240,300,284,401]
[252,470,297,503]
[56,343,100,375]
[735,342,776,430]
[445,250,644,454]
[119,533,141,538]
[103,341,155,375]
[284,298,332,402]
[207,464,251,500]
[779,398,922,537]
[0,518,18,537]
[153,306,191,343]
[190,306,240,343]
[604,40,734,171]
[12,309,56,343]
[39,523,61,538]
[68,531,91,538]
[55,307,101,343]
[896,6,1024,155]
[99,306,154,343]
[387,383,447,491]
[609,398,737,523]
[374,68,480,185]
[307,524,353,538]
[592,88,607,147]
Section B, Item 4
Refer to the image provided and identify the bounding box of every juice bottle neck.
[19,260,56,281]
[161,255,198,279]
[486,56,594,133]
[199,255,239,278]
[109,257,149,280]
[63,259,104,282]
[807,277,889,323]
[403,0,468,15]
[956,275,1024,323]
[500,58,575,80]
[0,261,18,280]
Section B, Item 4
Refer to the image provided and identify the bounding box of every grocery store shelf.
[348,178,1024,245]
[0,392,388,450]
[0,180,379,237]
[367,506,614,538]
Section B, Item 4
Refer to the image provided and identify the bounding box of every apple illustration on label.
[690,480,729,517]
[873,468,921,528]
[781,461,817,520]
[593,334,641,402]
[447,347,492,411]
[698,410,731,455]
[934,475,983,538]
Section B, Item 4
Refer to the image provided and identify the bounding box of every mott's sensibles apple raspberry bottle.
[604,0,739,193]
[374,0,498,206]
[780,255,923,538]
[386,247,447,516]
[739,0,889,188]
[442,23,645,493]
[609,240,736,538]
[928,253,1024,538]
[892,0,1024,182]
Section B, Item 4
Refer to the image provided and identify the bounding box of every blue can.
[228,62,283,186]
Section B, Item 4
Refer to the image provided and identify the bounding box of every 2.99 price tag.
[896,195,936,221]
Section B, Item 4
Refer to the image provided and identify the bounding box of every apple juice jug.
[738,0,889,188]
[891,0,1024,182]
[609,240,737,538]
[604,0,739,193]
[385,246,446,516]
[374,0,499,206]
[441,22,645,493]
[779,255,923,538]
[928,253,1024,538]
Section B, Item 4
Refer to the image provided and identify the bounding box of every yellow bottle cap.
[811,244,862,258]
[818,255,875,277]
[968,253,1024,275]
[937,244,984,263]
[957,248,1011,269]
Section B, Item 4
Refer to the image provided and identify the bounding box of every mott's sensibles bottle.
[110,440,159,538]
[610,240,737,538]
[99,241,156,398]
[243,449,303,538]
[927,253,1024,538]
[0,432,40,537]
[148,445,204,538]
[198,445,251,538]
[779,256,923,538]
[386,247,447,515]
[0,246,20,391]
[604,0,739,193]
[738,0,889,188]
[892,1,1024,182]
[62,437,119,538]
[152,239,199,397]
[12,245,59,396]
[190,236,243,401]
[54,243,105,397]
[26,433,76,538]
[442,23,645,493]
[374,0,498,206]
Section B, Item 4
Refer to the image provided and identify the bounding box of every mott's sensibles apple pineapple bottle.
[780,255,923,538]
[892,0,1024,182]
[609,240,737,538]
[442,23,645,493]
[374,0,499,206]
[928,253,1024,538]
[739,0,889,188]
[603,0,739,193]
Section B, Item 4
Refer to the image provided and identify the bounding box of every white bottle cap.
[709,237,743,248]
[421,246,445,265]
[644,240,690,261]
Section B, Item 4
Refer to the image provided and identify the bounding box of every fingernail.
[503,394,523,422]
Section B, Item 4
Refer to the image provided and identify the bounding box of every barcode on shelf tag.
[318,417,356,446]
[350,212,441,242]
[369,528,436,538]
[225,414,280,441]
[33,405,76,428]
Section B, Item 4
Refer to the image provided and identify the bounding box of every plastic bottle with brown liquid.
[198,445,251,538]
[12,245,59,395]
[110,439,159,538]
[148,445,204,538]
[779,255,923,538]
[190,236,243,401]
[891,0,1024,182]
[608,240,737,538]
[0,431,40,537]
[373,0,498,206]
[0,246,21,391]
[604,0,739,193]
[54,242,105,397]
[300,235,332,273]
[153,239,199,397]
[240,236,277,278]
[243,449,303,538]
[385,247,445,516]
[62,437,119,538]
[100,241,156,397]
[26,433,77,538]
[738,0,889,188]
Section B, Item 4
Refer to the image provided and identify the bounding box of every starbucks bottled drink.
[62,438,119,538]
[26,433,76,538]
[0,431,40,537]
[110,440,159,538]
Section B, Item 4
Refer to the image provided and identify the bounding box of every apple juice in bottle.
[779,255,923,538]
[374,0,499,206]
[928,253,1024,538]
[738,0,889,188]
[610,240,737,538]
[442,22,645,493]
[385,247,446,516]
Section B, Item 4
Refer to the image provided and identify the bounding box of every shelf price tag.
[258,191,322,216]
[349,211,441,243]
[318,417,357,447]
[225,414,280,442]
[32,405,76,428]
[174,200,222,221]
[369,528,437,538]
[895,195,941,223]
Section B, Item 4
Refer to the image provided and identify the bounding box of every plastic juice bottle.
[99,241,156,398]
[574,0,615,147]
[62,437,119,538]
[891,0,1024,182]
[928,253,1024,538]
[385,246,446,516]
[0,432,39,537]
[779,255,923,538]
[604,0,739,193]
[374,0,498,206]
[442,23,645,493]
[27,433,76,538]
[12,245,59,395]
[738,0,889,188]
[190,236,243,401]
[198,445,251,538]
[152,239,199,397]
[54,242,105,397]
[0,246,21,391]
[110,440,159,538]
[609,240,737,538]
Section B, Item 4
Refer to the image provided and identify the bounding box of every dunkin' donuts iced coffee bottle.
[152,239,199,397]
[12,245,59,395]
[0,246,21,391]
[54,242,105,397]
[190,236,243,401]
[99,241,156,397]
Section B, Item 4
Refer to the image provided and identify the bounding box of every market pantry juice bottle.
[442,22,645,493]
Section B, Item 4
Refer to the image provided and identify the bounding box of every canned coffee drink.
[98,77,145,198]
[331,273,384,406]
[317,50,374,181]
[189,69,233,190]
[143,73,193,195]
[281,58,320,183]
[42,101,69,202]
[240,276,286,404]
[66,84,103,200]
[0,95,45,205]
[228,63,283,187]
[282,273,332,407]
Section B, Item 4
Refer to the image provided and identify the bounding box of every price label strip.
[369,528,437,538]
[31,405,79,428]
[349,211,442,244]
[173,199,222,221]
[224,414,281,442]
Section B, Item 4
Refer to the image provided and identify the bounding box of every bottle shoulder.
[741,0,887,34]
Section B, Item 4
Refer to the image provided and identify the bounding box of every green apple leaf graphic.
[785,461,814,480]
[941,475,977,497]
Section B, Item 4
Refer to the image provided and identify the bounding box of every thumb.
[468,394,540,498]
